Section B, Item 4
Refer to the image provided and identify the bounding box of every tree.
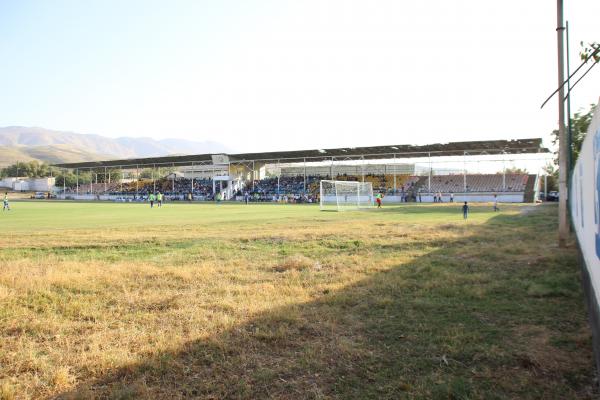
[55,171,77,187]
[552,103,596,169]
[503,167,528,174]
[1,161,51,178]
[77,171,93,185]
[157,166,176,178]
[580,42,600,63]
[139,169,154,179]
[87,168,123,183]
[542,164,558,192]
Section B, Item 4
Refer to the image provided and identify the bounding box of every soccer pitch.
[0,202,593,399]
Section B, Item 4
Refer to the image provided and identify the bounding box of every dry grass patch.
[273,254,322,272]
[0,202,594,399]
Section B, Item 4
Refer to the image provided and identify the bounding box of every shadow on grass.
[58,210,594,400]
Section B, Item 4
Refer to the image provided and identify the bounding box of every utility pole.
[566,21,573,171]
[556,0,568,247]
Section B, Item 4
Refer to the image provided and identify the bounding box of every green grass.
[0,201,594,399]
[0,201,494,231]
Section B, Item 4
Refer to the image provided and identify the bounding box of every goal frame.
[319,180,374,211]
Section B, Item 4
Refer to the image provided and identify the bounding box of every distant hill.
[0,145,111,167]
[0,127,231,166]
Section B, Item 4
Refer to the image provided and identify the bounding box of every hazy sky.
[0,0,598,152]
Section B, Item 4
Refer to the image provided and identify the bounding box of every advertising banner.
[570,101,600,367]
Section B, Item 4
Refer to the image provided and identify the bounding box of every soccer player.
[493,194,499,212]
[149,192,155,208]
[462,201,469,219]
[157,191,163,207]
[375,192,383,208]
[3,193,9,211]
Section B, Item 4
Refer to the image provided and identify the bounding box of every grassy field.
[0,201,594,399]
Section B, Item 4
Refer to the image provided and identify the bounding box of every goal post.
[319,180,374,211]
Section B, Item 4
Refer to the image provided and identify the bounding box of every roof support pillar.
[502,152,506,191]
[428,152,431,194]
[191,162,194,196]
[330,157,334,179]
[393,154,397,193]
[463,151,467,192]
[303,158,306,193]
[361,156,365,183]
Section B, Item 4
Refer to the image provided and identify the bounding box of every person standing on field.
[149,192,155,208]
[3,193,9,211]
[157,191,163,207]
[375,192,384,208]
[462,201,469,220]
[493,194,499,212]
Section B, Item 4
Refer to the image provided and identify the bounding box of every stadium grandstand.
[52,138,551,203]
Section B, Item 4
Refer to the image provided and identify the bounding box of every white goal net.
[320,180,374,211]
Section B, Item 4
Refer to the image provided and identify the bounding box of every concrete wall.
[30,178,56,191]
[0,177,55,191]
[0,178,17,188]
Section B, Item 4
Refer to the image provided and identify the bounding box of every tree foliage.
[503,167,528,174]
[580,42,600,63]
[552,103,596,169]
[139,169,154,179]
[88,168,123,183]
[542,164,558,192]
[55,170,94,187]
[138,167,175,180]
[1,161,52,178]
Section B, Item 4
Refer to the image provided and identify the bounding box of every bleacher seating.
[425,174,528,193]
[61,173,533,199]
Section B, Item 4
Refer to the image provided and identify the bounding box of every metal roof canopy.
[53,138,549,169]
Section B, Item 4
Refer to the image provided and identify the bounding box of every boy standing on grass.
[149,192,155,208]
[493,194,499,212]
[462,201,469,220]
[375,192,383,208]
[3,193,9,211]
[157,191,163,207]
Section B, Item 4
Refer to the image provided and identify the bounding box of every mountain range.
[0,127,230,166]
